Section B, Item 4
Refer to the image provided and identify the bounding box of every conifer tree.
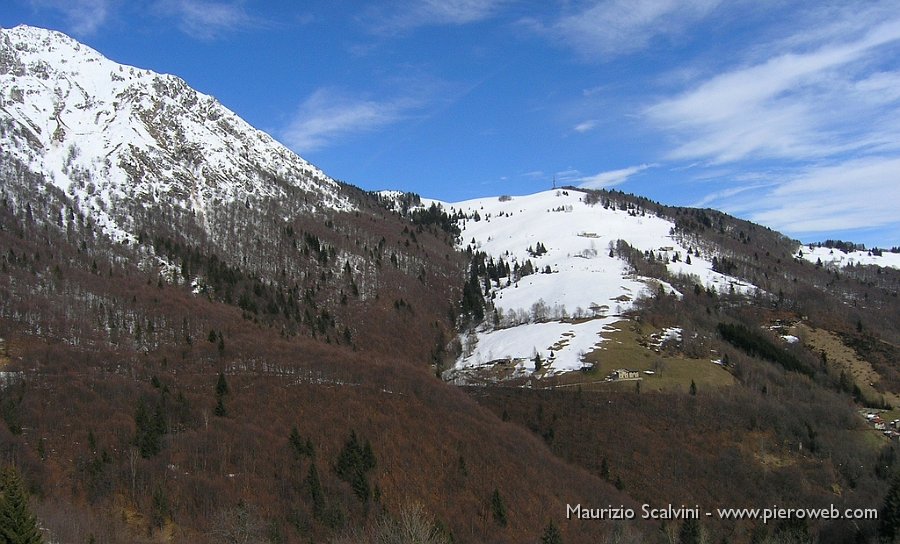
[541,520,562,544]
[490,488,507,527]
[0,465,44,544]
[216,372,229,397]
[214,372,229,417]
[361,438,375,472]
[679,517,702,544]
[289,426,314,459]
[305,463,325,518]
[880,471,900,542]
[214,396,227,418]
[335,431,376,502]
[134,400,162,458]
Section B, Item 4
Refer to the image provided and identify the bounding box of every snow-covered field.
[435,190,757,380]
[458,316,623,374]
[799,245,900,269]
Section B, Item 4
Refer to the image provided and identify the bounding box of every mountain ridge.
[3,24,900,544]
[0,24,349,247]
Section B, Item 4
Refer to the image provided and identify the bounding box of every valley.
[2,24,900,544]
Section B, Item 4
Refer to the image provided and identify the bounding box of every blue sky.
[3,1,900,247]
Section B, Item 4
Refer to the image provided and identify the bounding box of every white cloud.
[573,120,597,133]
[691,181,775,209]
[645,17,900,164]
[28,0,112,35]
[553,169,583,185]
[576,164,655,189]
[281,88,421,153]
[640,5,900,242]
[155,0,259,39]
[368,0,506,33]
[527,0,720,59]
[749,157,900,234]
[521,170,545,179]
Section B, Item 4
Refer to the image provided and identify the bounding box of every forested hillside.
[3,24,900,544]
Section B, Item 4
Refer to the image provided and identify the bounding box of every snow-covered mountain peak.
[4,23,105,67]
[0,25,352,244]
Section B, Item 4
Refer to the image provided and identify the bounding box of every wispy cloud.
[154,0,261,39]
[367,0,506,34]
[691,181,776,209]
[525,0,720,60]
[639,4,900,242]
[281,88,423,153]
[27,0,112,35]
[575,164,655,189]
[573,120,597,133]
[748,157,900,235]
[645,16,900,164]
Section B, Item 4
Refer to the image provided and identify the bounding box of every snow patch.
[799,246,900,270]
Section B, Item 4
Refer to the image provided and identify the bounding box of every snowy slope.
[0,25,351,244]
[799,245,900,270]
[436,190,758,379]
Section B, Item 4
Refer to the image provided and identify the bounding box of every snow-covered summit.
[0,25,351,243]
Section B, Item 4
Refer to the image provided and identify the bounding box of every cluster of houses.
[863,412,900,439]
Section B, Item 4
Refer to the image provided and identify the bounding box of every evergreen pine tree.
[880,472,900,542]
[335,431,361,482]
[214,396,227,418]
[0,466,44,544]
[214,372,229,417]
[334,432,376,502]
[679,517,702,544]
[305,463,325,518]
[135,400,162,458]
[361,439,376,472]
[216,372,229,397]
[490,488,507,527]
[289,426,304,459]
[152,400,168,437]
[350,471,370,502]
[541,520,562,544]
